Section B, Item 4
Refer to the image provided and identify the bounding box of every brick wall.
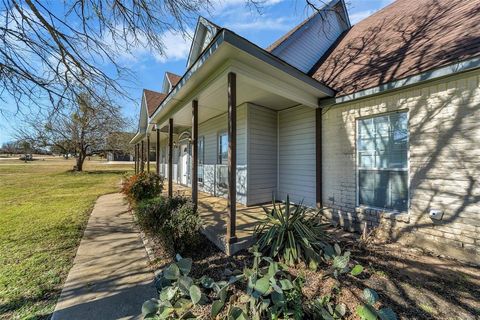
[322,69,480,264]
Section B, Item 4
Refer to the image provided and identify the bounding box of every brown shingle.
[143,89,166,117]
[311,0,480,96]
[166,72,181,87]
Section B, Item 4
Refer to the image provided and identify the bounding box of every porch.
[165,182,266,255]
[130,30,333,255]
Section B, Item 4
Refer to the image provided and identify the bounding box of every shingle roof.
[143,89,166,117]
[311,0,480,96]
[166,72,181,88]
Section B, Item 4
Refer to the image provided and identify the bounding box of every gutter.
[149,29,335,124]
[319,56,480,107]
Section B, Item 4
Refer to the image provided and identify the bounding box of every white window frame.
[217,130,228,164]
[355,110,410,213]
[198,136,205,185]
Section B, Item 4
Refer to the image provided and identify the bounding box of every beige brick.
[322,69,480,263]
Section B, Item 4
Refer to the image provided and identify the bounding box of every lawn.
[0,157,133,320]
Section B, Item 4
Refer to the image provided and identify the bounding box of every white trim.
[355,110,410,214]
[320,57,480,107]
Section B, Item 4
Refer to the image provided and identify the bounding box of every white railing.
[159,163,247,204]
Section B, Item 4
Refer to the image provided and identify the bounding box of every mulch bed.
[142,227,480,320]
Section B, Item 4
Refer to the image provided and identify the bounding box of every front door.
[180,143,191,186]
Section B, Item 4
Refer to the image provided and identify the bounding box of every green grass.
[0,158,133,319]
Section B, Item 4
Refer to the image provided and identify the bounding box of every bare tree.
[1,140,19,155]
[0,0,219,112]
[20,92,126,171]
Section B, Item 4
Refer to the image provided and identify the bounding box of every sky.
[0,0,394,145]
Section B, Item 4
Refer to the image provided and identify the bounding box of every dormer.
[267,0,350,74]
[186,17,221,68]
[162,72,182,93]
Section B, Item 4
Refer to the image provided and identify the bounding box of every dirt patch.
[142,227,480,320]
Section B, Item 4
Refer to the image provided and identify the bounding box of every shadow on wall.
[319,0,480,262]
[314,0,480,95]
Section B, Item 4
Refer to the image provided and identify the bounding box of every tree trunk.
[75,151,86,171]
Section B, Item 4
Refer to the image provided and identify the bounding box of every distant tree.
[105,132,135,153]
[1,141,19,155]
[20,92,126,171]
[18,140,31,162]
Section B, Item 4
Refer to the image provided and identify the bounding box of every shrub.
[308,294,347,319]
[122,172,163,203]
[135,197,168,233]
[254,195,330,270]
[141,255,204,319]
[167,200,202,252]
[237,247,304,319]
[135,194,202,253]
[142,249,304,320]
[356,288,397,320]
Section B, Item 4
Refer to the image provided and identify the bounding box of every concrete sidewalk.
[52,193,156,320]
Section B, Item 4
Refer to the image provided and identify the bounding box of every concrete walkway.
[52,193,156,320]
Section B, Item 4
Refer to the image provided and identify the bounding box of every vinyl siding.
[247,104,277,205]
[273,10,345,73]
[198,104,247,204]
[199,104,247,165]
[277,106,316,206]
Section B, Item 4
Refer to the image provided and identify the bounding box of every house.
[104,132,136,161]
[131,0,480,263]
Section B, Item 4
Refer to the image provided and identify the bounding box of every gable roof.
[187,17,221,68]
[165,72,181,87]
[266,13,317,53]
[266,0,350,53]
[311,0,480,97]
[143,89,166,117]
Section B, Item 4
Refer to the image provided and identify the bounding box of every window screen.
[357,112,408,211]
[198,136,205,165]
[218,132,228,164]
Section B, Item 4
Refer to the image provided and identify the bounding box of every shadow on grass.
[64,170,129,175]
[0,289,59,320]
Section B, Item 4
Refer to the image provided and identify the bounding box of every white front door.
[180,143,191,186]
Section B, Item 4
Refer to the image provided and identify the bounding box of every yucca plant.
[254,196,330,270]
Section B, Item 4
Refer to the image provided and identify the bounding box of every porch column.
[136,144,140,173]
[191,100,198,211]
[168,118,174,198]
[134,144,138,173]
[140,140,145,172]
[227,72,237,244]
[156,127,160,176]
[315,107,323,208]
[147,134,150,173]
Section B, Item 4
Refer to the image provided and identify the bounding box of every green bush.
[142,249,304,320]
[122,172,163,203]
[142,255,204,319]
[167,200,202,252]
[255,195,330,270]
[356,288,397,320]
[135,195,202,252]
[135,197,168,233]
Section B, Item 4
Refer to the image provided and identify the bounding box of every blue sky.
[0,0,393,144]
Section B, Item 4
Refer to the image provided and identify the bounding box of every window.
[357,112,408,212]
[218,132,228,164]
[198,136,205,165]
[198,136,205,184]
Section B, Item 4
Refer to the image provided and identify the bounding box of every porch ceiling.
[167,73,299,128]
[149,33,333,130]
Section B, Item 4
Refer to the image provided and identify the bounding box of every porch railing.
[159,163,247,204]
